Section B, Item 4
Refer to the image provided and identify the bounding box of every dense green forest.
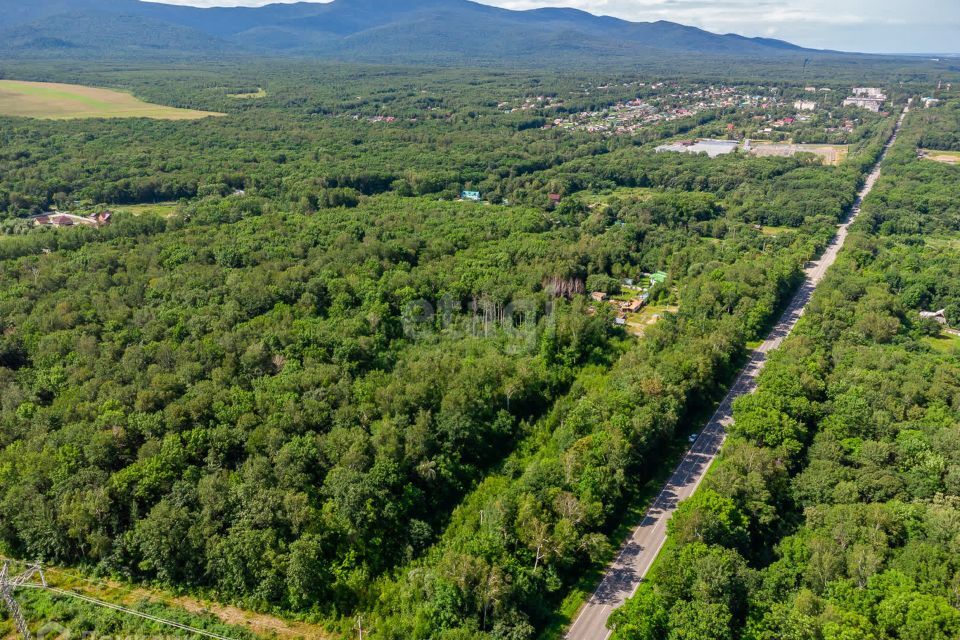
[0,60,954,640]
[916,100,960,151]
[609,101,960,640]
[0,62,911,224]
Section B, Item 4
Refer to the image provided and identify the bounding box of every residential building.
[843,97,884,112]
[852,87,886,98]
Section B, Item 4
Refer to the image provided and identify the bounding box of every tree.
[667,489,749,550]
[667,601,732,640]
[609,583,668,640]
[731,394,807,458]
[286,534,332,610]
[130,498,203,583]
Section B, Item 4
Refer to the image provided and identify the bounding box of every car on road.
[688,432,699,443]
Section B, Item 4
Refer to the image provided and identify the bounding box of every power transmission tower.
[1,556,237,640]
[0,560,46,640]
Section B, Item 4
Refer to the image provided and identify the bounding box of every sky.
[152,0,960,54]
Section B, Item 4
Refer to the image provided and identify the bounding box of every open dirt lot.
[749,142,848,166]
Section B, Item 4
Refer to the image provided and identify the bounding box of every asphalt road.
[565,106,909,640]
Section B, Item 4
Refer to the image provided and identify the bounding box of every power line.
[30,563,181,611]
[21,585,237,640]
[0,559,239,640]
[1,560,45,640]
[2,557,222,629]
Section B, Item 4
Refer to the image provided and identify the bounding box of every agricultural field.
[0,80,224,120]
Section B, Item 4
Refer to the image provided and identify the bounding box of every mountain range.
[0,0,823,65]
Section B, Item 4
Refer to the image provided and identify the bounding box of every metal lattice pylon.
[0,560,45,640]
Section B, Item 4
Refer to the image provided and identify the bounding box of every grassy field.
[921,149,960,165]
[0,80,224,120]
[113,202,181,218]
[923,334,960,354]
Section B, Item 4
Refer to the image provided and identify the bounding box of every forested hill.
[0,0,819,65]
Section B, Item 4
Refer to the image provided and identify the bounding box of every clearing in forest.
[921,149,960,165]
[229,87,268,99]
[0,80,224,120]
[624,303,679,337]
[748,141,849,166]
[757,224,796,237]
[113,202,181,218]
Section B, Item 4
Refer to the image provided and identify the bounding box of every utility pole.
[355,615,364,640]
[0,561,46,640]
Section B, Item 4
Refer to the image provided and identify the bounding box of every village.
[540,85,782,135]
[649,85,900,165]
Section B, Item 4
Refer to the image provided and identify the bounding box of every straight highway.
[565,104,909,640]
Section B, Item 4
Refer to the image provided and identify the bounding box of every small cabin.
[920,309,948,325]
[461,190,481,201]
